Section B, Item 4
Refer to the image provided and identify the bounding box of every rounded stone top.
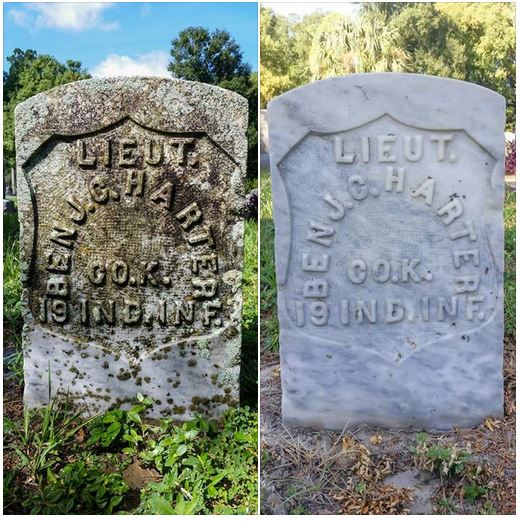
[15,76,248,167]
[267,73,505,162]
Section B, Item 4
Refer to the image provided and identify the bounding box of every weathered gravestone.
[16,77,247,418]
[267,74,505,430]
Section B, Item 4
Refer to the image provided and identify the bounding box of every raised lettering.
[324,193,345,221]
[307,221,334,247]
[309,301,328,325]
[334,136,355,163]
[404,135,423,162]
[192,278,218,298]
[347,259,367,284]
[438,198,463,225]
[348,174,368,200]
[119,139,138,166]
[51,227,76,249]
[454,274,480,293]
[150,181,174,209]
[378,135,396,162]
[303,278,328,298]
[302,252,330,272]
[125,171,145,196]
[453,249,480,268]
[385,166,404,192]
[175,202,203,230]
[412,178,435,206]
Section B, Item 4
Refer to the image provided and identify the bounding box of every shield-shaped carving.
[22,117,242,362]
[277,114,498,362]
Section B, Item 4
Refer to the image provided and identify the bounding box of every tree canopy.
[260,3,515,129]
[169,27,257,180]
[3,49,90,169]
[169,27,251,84]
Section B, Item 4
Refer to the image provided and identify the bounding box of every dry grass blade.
[337,483,413,515]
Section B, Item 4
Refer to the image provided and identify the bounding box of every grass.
[4,396,257,514]
[3,202,258,514]
[3,213,22,333]
[503,191,515,338]
[260,170,279,351]
[240,218,258,407]
[3,213,23,384]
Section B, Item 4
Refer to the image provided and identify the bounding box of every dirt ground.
[260,339,516,515]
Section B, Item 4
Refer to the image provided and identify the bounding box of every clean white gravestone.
[267,74,505,430]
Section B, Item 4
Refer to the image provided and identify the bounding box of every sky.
[3,2,258,77]
[263,1,359,18]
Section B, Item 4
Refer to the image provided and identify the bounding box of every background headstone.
[3,199,15,213]
[268,74,505,430]
[11,167,17,196]
[16,77,248,418]
[260,109,270,169]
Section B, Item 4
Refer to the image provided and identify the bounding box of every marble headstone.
[267,74,505,430]
[16,77,247,418]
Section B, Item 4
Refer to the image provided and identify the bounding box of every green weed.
[135,406,258,515]
[5,348,24,385]
[503,191,515,337]
[437,496,458,514]
[260,170,279,351]
[86,392,153,452]
[4,395,257,515]
[463,482,488,504]
[412,433,471,479]
[241,219,259,406]
[26,458,129,515]
[14,400,95,482]
[412,433,498,513]
[3,212,22,333]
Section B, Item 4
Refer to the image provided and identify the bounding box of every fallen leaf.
[123,461,161,490]
[485,417,496,432]
[369,434,383,445]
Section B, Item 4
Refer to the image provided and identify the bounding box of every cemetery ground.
[260,170,516,515]
[2,186,259,515]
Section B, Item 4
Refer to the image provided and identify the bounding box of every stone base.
[23,323,240,419]
[280,327,503,431]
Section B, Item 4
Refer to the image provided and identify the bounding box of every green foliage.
[390,3,468,79]
[86,393,153,451]
[260,7,323,105]
[435,3,515,129]
[389,2,515,128]
[168,26,257,180]
[168,27,251,84]
[241,219,258,406]
[3,213,22,332]
[4,396,257,515]
[4,399,96,489]
[259,171,279,351]
[260,2,516,128]
[309,10,408,80]
[412,433,471,479]
[463,482,488,504]
[437,496,457,514]
[503,191,515,337]
[27,459,129,515]
[5,349,24,385]
[136,407,258,515]
[3,49,90,169]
